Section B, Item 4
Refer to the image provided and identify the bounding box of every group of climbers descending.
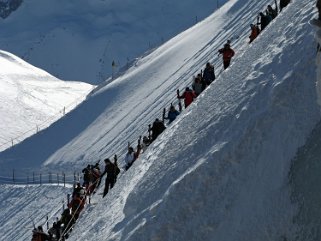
[30,0,293,240]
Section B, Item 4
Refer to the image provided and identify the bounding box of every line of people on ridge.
[249,1,290,44]
[31,1,293,240]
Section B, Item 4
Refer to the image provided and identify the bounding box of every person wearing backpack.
[258,12,272,31]
[164,105,180,124]
[266,5,277,19]
[202,62,215,86]
[280,0,290,12]
[102,158,117,197]
[218,43,235,69]
[151,118,166,141]
[177,87,197,108]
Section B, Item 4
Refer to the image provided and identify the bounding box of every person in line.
[178,87,197,108]
[164,105,180,125]
[31,226,50,241]
[59,208,73,239]
[151,118,166,141]
[202,62,215,86]
[258,12,272,31]
[88,163,101,194]
[141,136,151,152]
[81,164,91,189]
[249,24,260,43]
[48,221,62,241]
[72,182,83,199]
[68,192,85,220]
[218,43,235,69]
[102,158,117,197]
[280,0,290,12]
[266,5,277,19]
[192,74,204,96]
[124,147,135,170]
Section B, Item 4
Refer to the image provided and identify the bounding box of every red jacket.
[179,90,196,108]
[249,26,259,43]
[219,48,235,61]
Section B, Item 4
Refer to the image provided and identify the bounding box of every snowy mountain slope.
[0,0,223,84]
[0,0,271,176]
[65,1,321,240]
[0,184,71,241]
[0,50,94,152]
[1,0,321,240]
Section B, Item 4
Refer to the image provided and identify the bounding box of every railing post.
[63,173,66,187]
[12,169,15,184]
[46,216,49,230]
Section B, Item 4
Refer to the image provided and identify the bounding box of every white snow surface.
[0,50,94,151]
[0,0,223,84]
[1,0,321,240]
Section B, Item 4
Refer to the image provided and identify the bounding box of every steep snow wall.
[288,20,321,241]
[67,1,321,241]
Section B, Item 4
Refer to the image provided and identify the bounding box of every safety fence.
[0,170,80,186]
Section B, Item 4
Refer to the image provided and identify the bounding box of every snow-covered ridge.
[0,50,94,151]
[1,0,321,240]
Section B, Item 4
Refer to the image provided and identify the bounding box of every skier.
[202,62,215,86]
[164,105,180,124]
[258,12,272,31]
[218,43,235,69]
[177,87,197,108]
[266,5,277,19]
[151,118,166,141]
[102,158,117,197]
[280,0,290,12]
[249,24,260,43]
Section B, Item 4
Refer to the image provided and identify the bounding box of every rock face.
[0,0,22,18]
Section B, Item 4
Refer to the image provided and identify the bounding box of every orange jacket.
[219,48,235,61]
[249,26,259,43]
